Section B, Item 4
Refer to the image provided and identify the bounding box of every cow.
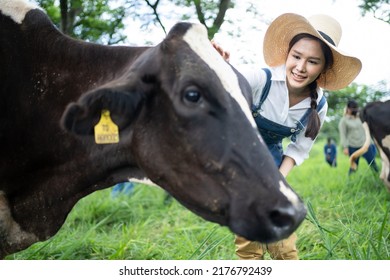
[0,0,306,258]
[349,100,390,191]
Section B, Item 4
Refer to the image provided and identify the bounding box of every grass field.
[7,139,390,260]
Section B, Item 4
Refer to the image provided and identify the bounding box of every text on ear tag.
[94,110,119,144]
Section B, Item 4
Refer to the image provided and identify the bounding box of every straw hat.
[263,13,362,91]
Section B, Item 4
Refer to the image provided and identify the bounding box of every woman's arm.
[279,155,296,177]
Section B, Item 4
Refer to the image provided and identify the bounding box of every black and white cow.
[0,0,306,258]
[350,100,390,191]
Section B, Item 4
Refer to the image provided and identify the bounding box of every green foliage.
[145,0,235,39]
[37,0,234,43]
[326,82,388,118]
[37,0,127,44]
[74,0,126,44]
[182,0,234,38]
[359,0,390,24]
[7,140,390,260]
[38,0,61,23]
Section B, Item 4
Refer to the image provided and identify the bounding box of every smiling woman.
[213,12,362,260]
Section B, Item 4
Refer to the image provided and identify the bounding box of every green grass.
[288,140,389,260]
[7,140,390,260]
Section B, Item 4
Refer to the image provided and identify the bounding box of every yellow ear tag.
[94,110,120,144]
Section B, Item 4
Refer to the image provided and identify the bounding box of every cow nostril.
[269,207,295,228]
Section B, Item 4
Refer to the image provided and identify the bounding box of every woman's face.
[285,37,326,91]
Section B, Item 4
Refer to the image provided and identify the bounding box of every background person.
[338,100,379,174]
[324,137,337,167]
[111,182,135,197]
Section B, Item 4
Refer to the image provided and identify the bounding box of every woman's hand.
[211,40,230,61]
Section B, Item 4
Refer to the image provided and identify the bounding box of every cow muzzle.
[228,182,307,243]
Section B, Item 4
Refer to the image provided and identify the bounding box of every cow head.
[61,22,306,243]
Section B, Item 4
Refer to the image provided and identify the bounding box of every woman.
[214,13,362,259]
[338,100,379,174]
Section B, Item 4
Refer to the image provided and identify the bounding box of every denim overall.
[252,68,326,167]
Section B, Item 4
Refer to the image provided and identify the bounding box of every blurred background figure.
[338,100,379,175]
[111,182,135,197]
[324,137,337,167]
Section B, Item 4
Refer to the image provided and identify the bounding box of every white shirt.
[238,64,328,166]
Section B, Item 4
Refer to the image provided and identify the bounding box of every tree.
[174,0,234,38]
[130,0,234,39]
[37,0,235,43]
[359,0,390,24]
[37,0,127,44]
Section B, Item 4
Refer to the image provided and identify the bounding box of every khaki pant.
[235,233,298,260]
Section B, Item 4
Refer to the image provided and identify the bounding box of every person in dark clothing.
[324,137,337,167]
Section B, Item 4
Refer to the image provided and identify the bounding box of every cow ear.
[61,88,144,135]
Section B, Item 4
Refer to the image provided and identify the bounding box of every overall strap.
[298,95,327,127]
[259,68,272,107]
[252,68,272,116]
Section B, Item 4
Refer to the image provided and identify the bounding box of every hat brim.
[263,13,362,91]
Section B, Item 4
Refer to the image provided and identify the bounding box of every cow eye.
[183,87,202,104]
